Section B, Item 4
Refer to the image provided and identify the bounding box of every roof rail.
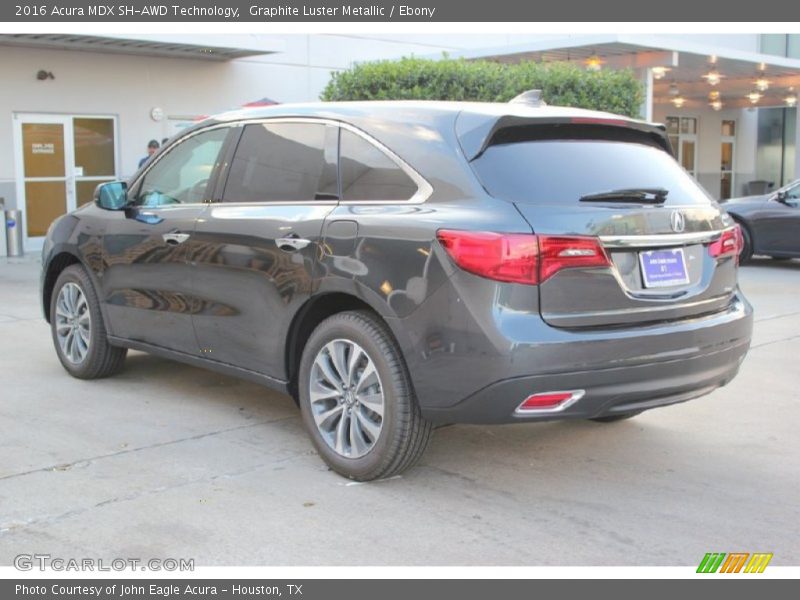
[509,89,547,107]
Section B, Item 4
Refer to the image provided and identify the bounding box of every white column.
[641,68,654,122]
[794,106,800,181]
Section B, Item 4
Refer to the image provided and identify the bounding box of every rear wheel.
[590,411,642,423]
[298,310,432,481]
[50,264,127,379]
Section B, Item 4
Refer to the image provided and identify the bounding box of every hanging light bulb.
[755,76,770,92]
[710,100,723,111]
[651,67,670,80]
[703,69,723,86]
[747,90,762,104]
[786,91,798,107]
[708,90,720,101]
[672,96,686,108]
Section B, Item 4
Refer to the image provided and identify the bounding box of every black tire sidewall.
[739,224,753,263]
[298,312,408,480]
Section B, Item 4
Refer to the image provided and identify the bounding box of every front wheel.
[50,264,127,379]
[298,310,432,481]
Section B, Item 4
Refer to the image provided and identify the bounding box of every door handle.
[163,232,191,245]
[276,236,312,252]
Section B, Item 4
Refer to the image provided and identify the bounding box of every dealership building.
[0,32,798,255]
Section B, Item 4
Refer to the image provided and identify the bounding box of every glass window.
[665,117,680,135]
[722,120,736,137]
[761,34,788,56]
[73,118,115,177]
[680,118,697,135]
[470,139,712,206]
[222,123,334,203]
[339,130,417,201]
[136,127,228,207]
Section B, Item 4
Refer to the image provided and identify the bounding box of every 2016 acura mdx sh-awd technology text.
[40,96,754,480]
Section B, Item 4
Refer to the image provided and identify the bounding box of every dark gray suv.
[40,98,753,480]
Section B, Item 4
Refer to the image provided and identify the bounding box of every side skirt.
[107,336,291,396]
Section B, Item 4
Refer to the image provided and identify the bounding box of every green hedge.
[321,57,644,118]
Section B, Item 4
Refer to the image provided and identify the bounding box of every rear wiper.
[579,187,669,204]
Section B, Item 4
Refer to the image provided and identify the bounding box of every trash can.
[5,209,24,257]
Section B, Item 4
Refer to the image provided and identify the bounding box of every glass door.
[666,116,698,178]
[720,120,736,200]
[13,113,118,250]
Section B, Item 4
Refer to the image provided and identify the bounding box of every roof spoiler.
[509,89,547,108]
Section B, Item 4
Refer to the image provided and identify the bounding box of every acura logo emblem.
[670,211,686,233]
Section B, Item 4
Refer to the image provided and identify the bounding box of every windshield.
[471,139,713,206]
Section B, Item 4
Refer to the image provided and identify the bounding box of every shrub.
[321,57,644,118]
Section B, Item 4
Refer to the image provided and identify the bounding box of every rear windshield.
[471,137,712,206]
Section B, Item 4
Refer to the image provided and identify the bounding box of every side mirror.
[775,190,788,203]
[94,181,129,210]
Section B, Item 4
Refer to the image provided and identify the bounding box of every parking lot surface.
[1,256,798,565]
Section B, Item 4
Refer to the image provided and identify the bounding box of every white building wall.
[0,33,521,212]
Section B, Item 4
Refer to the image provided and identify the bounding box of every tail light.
[436,230,610,285]
[709,226,742,262]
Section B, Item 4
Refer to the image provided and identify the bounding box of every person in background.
[138,139,160,168]
[161,137,169,147]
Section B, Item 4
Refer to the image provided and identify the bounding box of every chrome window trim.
[136,116,433,208]
[216,117,433,206]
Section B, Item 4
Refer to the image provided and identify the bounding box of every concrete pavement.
[1,256,798,565]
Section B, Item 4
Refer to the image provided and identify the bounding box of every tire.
[590,411,642,423]
[738,223,753,264]
[50,264,127,379]
[298,310,432,481]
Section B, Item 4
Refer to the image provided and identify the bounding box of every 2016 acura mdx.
[40,96,753,480]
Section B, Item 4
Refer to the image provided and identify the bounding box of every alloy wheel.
[309,339,384,459]
[55,282,92,364]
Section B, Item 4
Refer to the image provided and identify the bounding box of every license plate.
[639,248,690,288]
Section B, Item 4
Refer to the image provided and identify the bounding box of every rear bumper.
[392,270,753,424]
[421,333,749,423]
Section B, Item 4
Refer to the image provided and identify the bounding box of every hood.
[721,193,771,205]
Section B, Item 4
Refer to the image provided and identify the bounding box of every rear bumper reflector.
[515,390,586,415]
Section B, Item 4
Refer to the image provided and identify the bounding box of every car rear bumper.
[420,333,749,423]
[391,271,753,424]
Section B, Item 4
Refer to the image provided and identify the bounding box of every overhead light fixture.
[710,100,723,111]
[708,90,720,101]
[755,77,770,92]
[758,62,767,72]
[702,69,723,86]
[651,66,670,80]
[584,54,604,72]
[786,89,798,107]
[671,96,686,108]
[747,90,762,104]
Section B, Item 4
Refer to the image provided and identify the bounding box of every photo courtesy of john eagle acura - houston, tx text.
[39,93,753,481]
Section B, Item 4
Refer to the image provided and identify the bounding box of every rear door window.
[471,127,712,206]
[222,122,337,203]
[339,129,418,201]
